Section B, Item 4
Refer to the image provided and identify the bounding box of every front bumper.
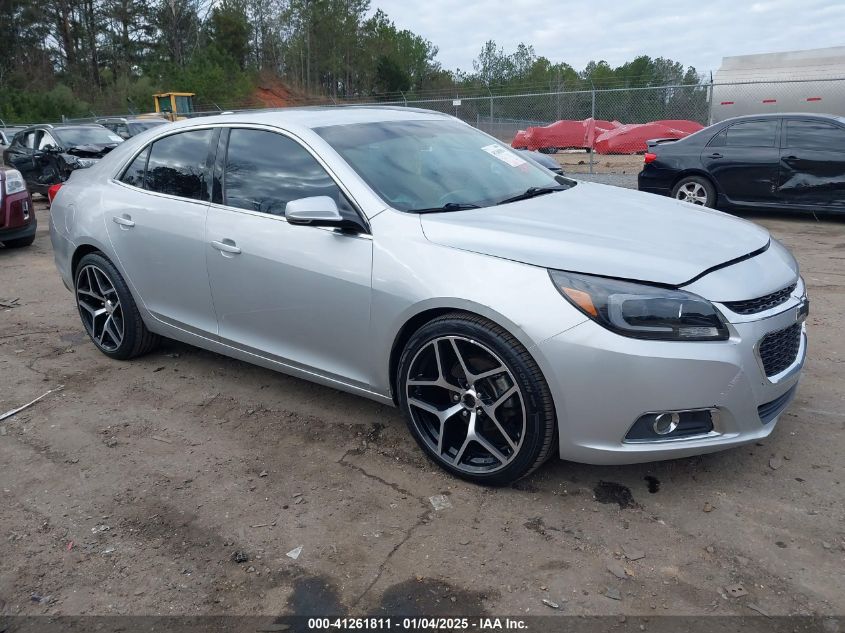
[0,217,37,242]
[538,288,807,465]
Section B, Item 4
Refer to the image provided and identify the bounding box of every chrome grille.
[724,283,796,315]
[759,323,802,377]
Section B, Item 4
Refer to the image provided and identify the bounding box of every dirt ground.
[1,200,843,620]
[552,151,644,175]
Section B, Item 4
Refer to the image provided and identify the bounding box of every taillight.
[644,152,657,164]
[48,183,62,204]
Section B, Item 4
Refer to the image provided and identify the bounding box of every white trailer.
[711,47,845,123]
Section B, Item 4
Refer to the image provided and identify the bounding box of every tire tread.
[398,311,557,485]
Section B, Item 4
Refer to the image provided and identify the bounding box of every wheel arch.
[71,243,105,279]
[386,301,541,406]
[671,170,720,195]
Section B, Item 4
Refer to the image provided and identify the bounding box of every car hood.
[419,181,771,286]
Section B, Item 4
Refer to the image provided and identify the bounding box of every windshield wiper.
[497,185,568,205]
[411,202,482,214]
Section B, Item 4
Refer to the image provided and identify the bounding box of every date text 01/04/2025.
[306,617,529,630]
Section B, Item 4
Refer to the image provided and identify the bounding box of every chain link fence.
[62,77,845,175]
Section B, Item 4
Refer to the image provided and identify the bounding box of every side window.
[119,147,150,188]
[223,128,355,217]
[145,129,212,201]
[725,120,778,148]
[38,132,57,150]
[786,120,845,152]
[707,128,727,148]
[21,131,36,149]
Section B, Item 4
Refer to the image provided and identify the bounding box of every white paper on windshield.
[481,144,527,167]
[108,134,123,142]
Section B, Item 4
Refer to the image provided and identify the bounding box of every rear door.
[778,118,845,210]
[701,118,781,205]
[106,127,219,336]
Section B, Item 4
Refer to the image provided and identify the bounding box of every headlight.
[549,270,729,341]
[4,169,27,195]
[71,158,97,169]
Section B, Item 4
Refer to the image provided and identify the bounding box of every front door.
[701,118,781,205]
[778,118,845,210]
[205,127,373,386]
[6,130,38,188]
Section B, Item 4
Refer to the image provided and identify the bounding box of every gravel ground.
[0,200,843,620]
[570,173,639,189]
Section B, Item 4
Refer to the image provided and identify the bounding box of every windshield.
[55,127,123,147]
[315,119,569,211]
[129,120,166,135]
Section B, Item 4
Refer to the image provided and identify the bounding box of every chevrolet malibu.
[49,108,808,485]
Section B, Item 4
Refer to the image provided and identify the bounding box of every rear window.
[54,126,123,146]
[128,120,166,135]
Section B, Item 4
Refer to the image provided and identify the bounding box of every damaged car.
[638,113,845,212]
[2,124,123,195]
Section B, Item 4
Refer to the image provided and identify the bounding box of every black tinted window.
[223,129,352,216]
[120,147,149,188]
[725,120,778,147]
[145,129,212,200]
[786,120,845,152]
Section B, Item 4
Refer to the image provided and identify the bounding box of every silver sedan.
[49,108,808,485]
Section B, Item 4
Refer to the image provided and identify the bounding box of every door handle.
[784,155,798,161]
[707,153,723,159]
[112,215,135,228]
[211,239,241,255]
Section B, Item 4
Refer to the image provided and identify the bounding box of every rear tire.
[75,253,159,360]
[397,312,557,486]
[672,175,716,208]
[1,234,35,248]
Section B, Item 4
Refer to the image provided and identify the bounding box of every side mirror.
[118,130,131,139]
[285,196,345,227]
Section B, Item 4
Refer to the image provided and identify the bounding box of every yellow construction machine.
[153,92,196,121]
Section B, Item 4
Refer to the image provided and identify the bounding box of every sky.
[370,0,845,76]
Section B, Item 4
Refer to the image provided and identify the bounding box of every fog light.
[624,409,715,442]
[653,412,680,435]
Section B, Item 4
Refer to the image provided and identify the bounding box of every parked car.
[3,124,123,195]
[1,126,27,148]
[0,126,27,165]
[638,113,845,212]
[0,168,36,248]
[516,148,564,174]
[49,108,807,485]
[96,117,168,139]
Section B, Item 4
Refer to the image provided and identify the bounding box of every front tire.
[397,312,557,486]
[75,253,159,359]
[672,175,716,208]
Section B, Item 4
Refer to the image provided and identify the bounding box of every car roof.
[721,112,845,124]
[98,117,167,123]
[164,106,453,132]
[17,123,108,133]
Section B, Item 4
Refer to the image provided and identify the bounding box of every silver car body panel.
[420,182,771,287]
[49,107,807,465]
